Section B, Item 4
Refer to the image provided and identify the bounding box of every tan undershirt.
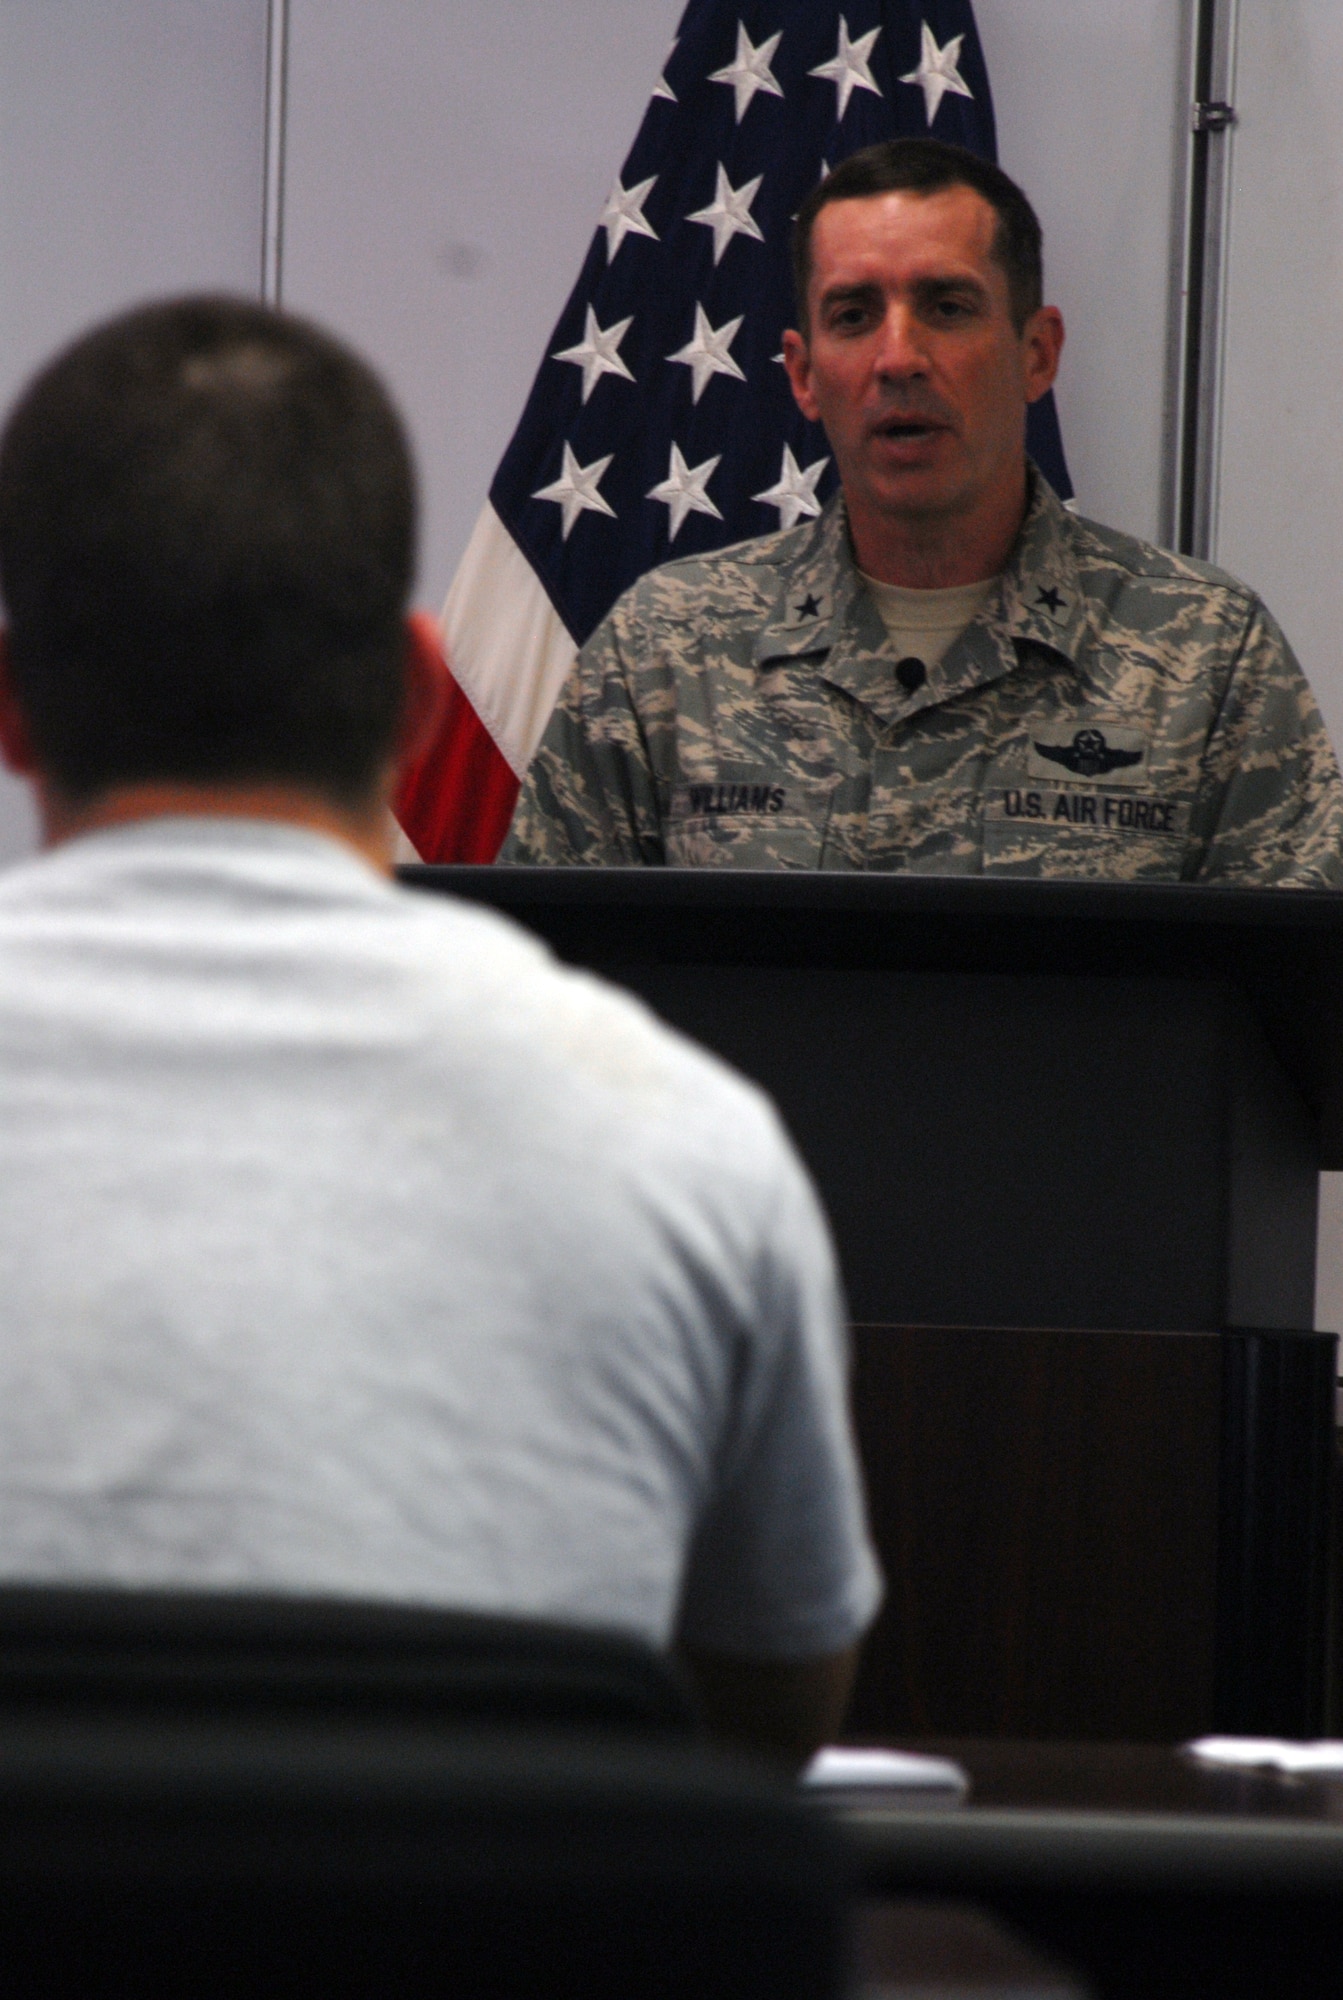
[858,571,998,673]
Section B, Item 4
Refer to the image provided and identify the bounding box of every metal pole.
[261,0,290,306]
[1170,0,1239,559]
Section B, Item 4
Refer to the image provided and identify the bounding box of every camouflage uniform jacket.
[503,473,1343,883]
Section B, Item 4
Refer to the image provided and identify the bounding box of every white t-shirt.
[858,570,998,671]
[0,819,881,1658]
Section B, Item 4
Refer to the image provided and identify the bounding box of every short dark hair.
[792,139,1044,335]
[0,295,417,805]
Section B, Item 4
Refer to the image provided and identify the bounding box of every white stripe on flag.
[441,501,578,780]
[392,818,422,864]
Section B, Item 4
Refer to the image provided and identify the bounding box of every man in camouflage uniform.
[504,140,1343,883]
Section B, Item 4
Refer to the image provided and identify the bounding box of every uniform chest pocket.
[981,779,1194,879]
[664,773,833,869]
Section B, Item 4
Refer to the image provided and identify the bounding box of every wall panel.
[1210,2,1343,1339]
[282,0,681,613]
[976,0,1185,544]
[0,0,270,864]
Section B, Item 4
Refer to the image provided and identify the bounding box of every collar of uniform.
[904,471,1085,724]
[751,495,857,665]
[754,493,983,728]
[996,468,1087,669]
[752,470,1084,729]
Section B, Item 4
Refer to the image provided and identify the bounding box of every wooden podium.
[403,868,1343,1738]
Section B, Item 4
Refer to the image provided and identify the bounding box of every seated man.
[0,297,880,1763]
[504,138,1343,883]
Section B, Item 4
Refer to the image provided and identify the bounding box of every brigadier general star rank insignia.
[1035,586,1065,615]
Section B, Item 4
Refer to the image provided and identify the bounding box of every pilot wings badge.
[1028,725,1147,784]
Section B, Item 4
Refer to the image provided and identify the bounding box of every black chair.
[0,1587,854,1997]
[0,1582,697,1734]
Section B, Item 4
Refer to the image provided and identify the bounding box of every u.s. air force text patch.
[1027,724,1148,786]
[985,786,1190,837]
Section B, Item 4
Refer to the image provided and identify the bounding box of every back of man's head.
[0,296,416,808]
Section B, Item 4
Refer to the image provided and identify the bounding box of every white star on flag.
[648,444,723,538]
[752,445,830,531]
[687,164,765,265]
[599,176,658,261]
[809,18,882,119]
[708,22,784,123]
[668,305,747,403]
[533,442,617,539]
[652,38,677,102]
[553,307,635,403]
[900,24,974,124]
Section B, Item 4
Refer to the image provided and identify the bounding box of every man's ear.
[395,610,451,773]
[0,632,36,777]
[1022,305,1065,406]
[782,328,821,424]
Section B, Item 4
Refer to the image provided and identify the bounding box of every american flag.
[396,0,1071,863]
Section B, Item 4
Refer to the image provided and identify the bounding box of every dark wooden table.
[832,1742,1343,2000]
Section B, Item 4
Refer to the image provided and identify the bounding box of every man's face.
[783,185,1062,551]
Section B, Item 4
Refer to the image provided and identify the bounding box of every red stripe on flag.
[394,668,520,864]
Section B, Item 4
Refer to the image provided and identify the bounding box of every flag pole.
[261,0,290,308]
[1170,0,1239,560]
